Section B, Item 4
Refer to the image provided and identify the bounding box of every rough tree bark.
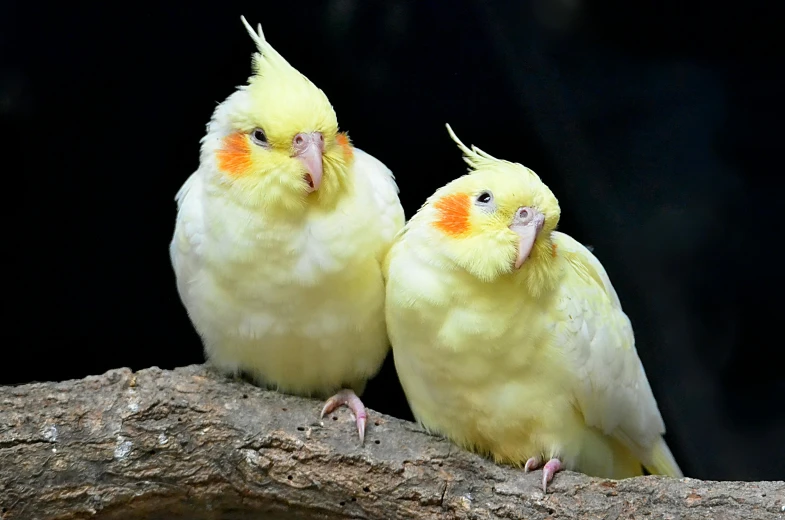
[0,365,782,520]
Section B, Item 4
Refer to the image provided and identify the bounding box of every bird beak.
[509,206,545,269]
[292,132,325,193]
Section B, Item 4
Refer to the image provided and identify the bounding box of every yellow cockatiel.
[170,16,405,442]
[385,124,682,489]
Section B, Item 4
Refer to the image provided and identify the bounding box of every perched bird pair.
[170,16,684,491]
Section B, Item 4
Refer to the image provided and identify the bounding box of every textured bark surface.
[0,365,782,520]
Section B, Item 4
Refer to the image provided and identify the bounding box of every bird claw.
[320,389,367,444]
[523,456,563,492]
[541,458,563,493]
[524,456,542,473]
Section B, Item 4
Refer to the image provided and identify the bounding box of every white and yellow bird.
[385,124,683,489]
[170,16,405,442]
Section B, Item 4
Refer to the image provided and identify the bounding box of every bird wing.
[550,231,669,465]
[169,172,207,305]
[350,147,406,264]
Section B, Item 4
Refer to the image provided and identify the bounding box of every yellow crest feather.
[240,15,295,75]
[445,123,544,184]
[445,123,503,171]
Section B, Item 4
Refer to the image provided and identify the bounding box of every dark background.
[3,0,783,482]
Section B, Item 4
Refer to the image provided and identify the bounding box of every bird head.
[408,124,561,289]
[201,16,355,214]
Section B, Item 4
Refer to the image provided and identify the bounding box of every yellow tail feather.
[644,438,684,477]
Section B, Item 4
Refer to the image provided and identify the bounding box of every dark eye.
[250,128,267,145]
[476,191,493,204]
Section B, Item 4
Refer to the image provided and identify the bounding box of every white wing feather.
[350,147,406,263]
[169,172,206,307]
[552,231,666,463]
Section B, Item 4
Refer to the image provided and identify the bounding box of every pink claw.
[524,456,543,473]
[320,389,368,444]
[541,458,563,493]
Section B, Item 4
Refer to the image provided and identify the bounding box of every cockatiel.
[385,124,683,490]
[170,16,405,442]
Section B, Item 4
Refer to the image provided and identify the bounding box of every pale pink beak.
[509,206,545,269]
[292,131,325,193]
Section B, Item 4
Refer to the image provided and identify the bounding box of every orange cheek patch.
[433,192,471,237]
[551,243,558,257]
[215,132,253,177]
[336,132,353,160]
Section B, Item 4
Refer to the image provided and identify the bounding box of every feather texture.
[170,16,405,402]
[385,125,682,481]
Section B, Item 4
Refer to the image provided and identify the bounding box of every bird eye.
[250,128,267,146]
[476,191,493,204]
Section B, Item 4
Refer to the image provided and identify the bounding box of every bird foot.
[524,456,563,492]
[320,389,367,444]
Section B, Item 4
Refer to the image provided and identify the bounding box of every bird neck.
[514,234,561,298]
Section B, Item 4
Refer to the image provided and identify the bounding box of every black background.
[3,0,783,481]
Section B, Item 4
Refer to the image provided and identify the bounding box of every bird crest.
[240,16,300,81]
[445,123,543,185]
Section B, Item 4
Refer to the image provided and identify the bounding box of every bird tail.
[644,437,684,478]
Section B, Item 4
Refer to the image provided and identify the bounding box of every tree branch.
[0,365,782,519]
